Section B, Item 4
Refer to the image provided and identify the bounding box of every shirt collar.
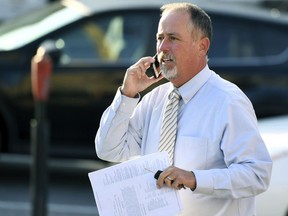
[178,65,212,104]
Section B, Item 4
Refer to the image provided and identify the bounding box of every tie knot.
[170,88,181,100]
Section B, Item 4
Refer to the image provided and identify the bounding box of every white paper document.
[88,152,182,216]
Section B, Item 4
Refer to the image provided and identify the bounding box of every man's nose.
[158,38,170,52]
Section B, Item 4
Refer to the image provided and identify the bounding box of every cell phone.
[149,54,161,79]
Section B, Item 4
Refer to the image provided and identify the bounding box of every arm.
[95,89,141,162]
[193,98,272,198]
[95,56,163,162]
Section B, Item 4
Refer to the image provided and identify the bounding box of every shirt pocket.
[174,136,208,170]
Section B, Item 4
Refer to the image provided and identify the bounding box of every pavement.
[0,153,112,216]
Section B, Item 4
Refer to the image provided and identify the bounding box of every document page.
[88,152,182,216]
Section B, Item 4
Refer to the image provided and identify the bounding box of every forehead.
[157,10,191,35]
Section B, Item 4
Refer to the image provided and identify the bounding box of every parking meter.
[31,46,52,101]
[30,45,52,216]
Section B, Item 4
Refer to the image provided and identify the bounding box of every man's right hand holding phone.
[120,55,163,98]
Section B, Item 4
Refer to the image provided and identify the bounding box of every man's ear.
[199,37,210,56]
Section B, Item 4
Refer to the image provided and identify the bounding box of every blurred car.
[0,0,287,158]
[256,115,288,216]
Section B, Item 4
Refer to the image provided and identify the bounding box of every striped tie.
[158,88,181,164]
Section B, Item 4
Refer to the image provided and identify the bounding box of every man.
[95,2,272,216]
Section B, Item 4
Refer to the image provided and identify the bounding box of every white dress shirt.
[95,65,272,216]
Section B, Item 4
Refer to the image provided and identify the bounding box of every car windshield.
[0,2,83,50]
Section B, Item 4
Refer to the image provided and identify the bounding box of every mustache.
[158,53,175,62]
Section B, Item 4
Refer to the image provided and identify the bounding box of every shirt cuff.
[113,87,140,114]
[192,170,214,195]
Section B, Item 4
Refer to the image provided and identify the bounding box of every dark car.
[0,0,287,158]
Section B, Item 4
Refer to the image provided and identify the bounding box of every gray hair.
[160,2,212,42]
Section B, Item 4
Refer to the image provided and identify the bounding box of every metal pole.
[30,45,52,216]
[30,101,49,216]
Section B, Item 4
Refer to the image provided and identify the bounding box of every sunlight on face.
[156,9,198,84]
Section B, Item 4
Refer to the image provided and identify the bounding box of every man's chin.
[162,68,178,80]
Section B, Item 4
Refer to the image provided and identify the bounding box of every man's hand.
[120,56,163,98]
[156,166,197,191]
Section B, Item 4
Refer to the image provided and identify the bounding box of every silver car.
[257,115,288,216]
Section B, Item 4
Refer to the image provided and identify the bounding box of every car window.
[209,15,288,59]
[56,10,158,64]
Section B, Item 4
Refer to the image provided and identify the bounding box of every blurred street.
[0,154,111,216]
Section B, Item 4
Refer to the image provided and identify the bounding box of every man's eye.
[157,36,164,41]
